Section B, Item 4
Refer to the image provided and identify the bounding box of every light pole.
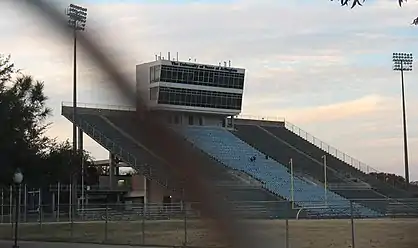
[12,169,23,248]
[66,3,87,213]
[392,52,413,190]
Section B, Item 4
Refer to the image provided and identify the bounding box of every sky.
[1,0,418,179]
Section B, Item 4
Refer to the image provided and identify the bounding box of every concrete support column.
[109,153,116,190]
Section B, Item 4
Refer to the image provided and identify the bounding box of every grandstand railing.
[74,116,174,190]
[235,114,382,176]
[236,114,285,122]
[81,119,138,167]
[283,121,381,175]
[62,101,136,111]
[255,125,418,213]
[235,116,411,197]
[257,125,380,191]
[280,121,413,194]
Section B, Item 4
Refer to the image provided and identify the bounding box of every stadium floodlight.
[67,4,88,30]
[392,52,413,189]
[393,53,413,71]
[66,3,88,215]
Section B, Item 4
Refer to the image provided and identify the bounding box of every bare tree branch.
[332,0,406,8]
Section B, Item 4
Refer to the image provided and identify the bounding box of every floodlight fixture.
[66,4,88,31]
[392,52,413,71]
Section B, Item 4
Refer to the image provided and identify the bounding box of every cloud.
[261,94,390,123]
[244,95,393,124]
[1,0,418,178]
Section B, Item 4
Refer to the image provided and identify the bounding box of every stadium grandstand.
[62,55,418,219]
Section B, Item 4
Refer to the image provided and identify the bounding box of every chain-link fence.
[0,199,417,248]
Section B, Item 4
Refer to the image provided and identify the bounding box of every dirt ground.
[0,218,417,248]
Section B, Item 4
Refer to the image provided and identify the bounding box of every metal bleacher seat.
[178,126,382,218]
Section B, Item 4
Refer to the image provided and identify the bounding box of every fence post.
[23,185,27,223]
[39,203,43,228]
[51,189,55,222]
[182,189,187,246]
[1,188,3,224]
[141,205,145,245]
[9,185,13,224]
[10,186,14,240]
[69,184,72,223]
[350,201,356,248]
[285,202,290,248]
[57,182,60,222]
[38,188,43,228]
[183,206,187,246]
[18,185,22,225]
[104,204,108,241]
[70,202,74,239]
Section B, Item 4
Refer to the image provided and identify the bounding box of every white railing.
[234,114,382,175]
[81,119,138,168]
[62,101,136,111]
[283,121,381,175]
[236,114,285,122]
[77,116,175,190]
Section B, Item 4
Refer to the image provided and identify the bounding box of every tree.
[44,139,96,186]
[333,0,406,8]
[0,55,18,85]
[0,54,52,186]
[0,54,100,188]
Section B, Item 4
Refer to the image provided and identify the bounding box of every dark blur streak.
[19,1,276,248]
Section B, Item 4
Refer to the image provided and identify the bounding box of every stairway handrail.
[281,121,418,196]
[79,118,174,190]
[283,121,382,175]
[80,119,138,168]
[235,114,285,122]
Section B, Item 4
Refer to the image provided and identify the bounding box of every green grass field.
[0,218,417,248]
